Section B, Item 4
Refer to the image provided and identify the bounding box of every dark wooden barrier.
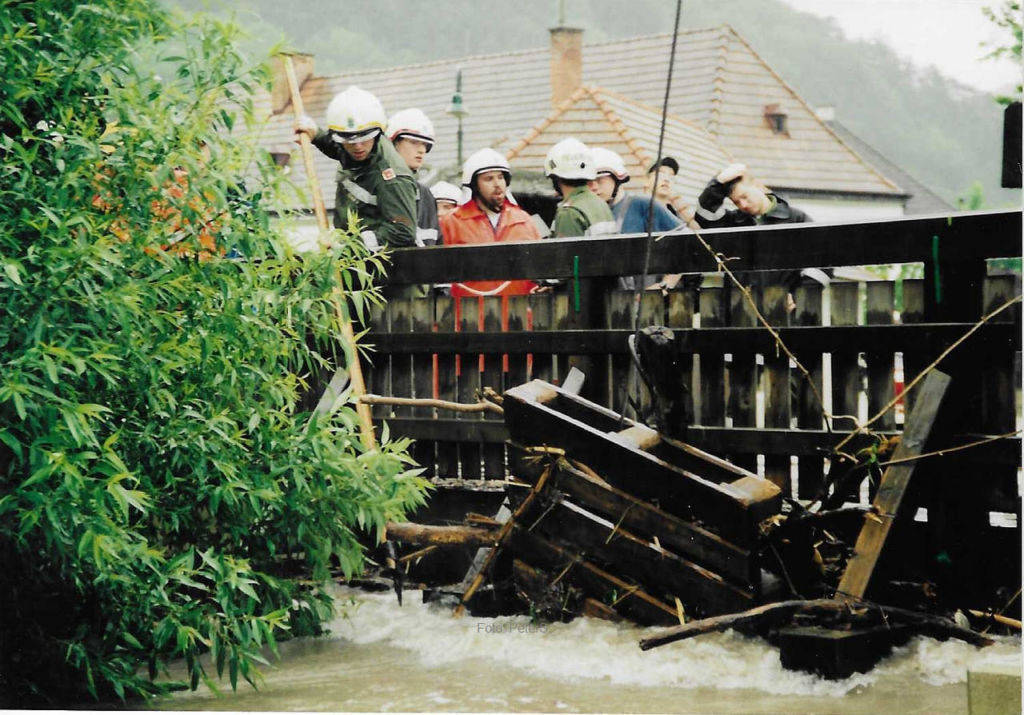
[360,209,1022,611]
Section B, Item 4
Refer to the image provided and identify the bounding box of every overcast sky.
[780,0,1021,92]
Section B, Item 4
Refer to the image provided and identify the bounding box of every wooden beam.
[383,211,1021,284]
[385,522,498,548]
[369,323,1018,357]
[836,370,953,601]
[382,418,1020,472]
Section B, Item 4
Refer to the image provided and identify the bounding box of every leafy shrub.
[0,0,427,705]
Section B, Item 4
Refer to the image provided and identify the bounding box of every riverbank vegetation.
[0,0,427,705]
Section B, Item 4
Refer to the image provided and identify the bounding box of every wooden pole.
[281,53,376,449]
[384,522,499,548]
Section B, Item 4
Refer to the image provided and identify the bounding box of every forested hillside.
[169,0,1019,207]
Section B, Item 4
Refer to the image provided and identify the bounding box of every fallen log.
[639,598,995,651]
[385,522,498,548]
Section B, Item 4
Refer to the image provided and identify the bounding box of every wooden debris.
[638,598,995,651]
[837,371,952,601]
[385,522,498,548]
[503,380,781,545]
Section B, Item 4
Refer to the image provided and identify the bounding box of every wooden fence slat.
[506,295,531,393]
[368,302,390,424]
[698,282,726,427]
[900,278,925,420]
[726,281,758,473]
[793,283,825,499]
[829,281,863,503]
[434,296,458,478]
[481,296,505,478]
[529,292,554,385]
[636,291,665,418]
[830,282,861,433]
[667,288,696,433]
[457,297,482,479]
[762,284,792,494]
[980,275,1019,433]
[865,282,896,433]
[607,290,635,419]
[410,296,435,477]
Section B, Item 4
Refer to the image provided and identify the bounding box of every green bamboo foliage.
[0,0,427,704]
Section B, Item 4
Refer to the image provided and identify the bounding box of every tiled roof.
[506,86,734,201]
[825,120,951,213]
[251,25,902,211]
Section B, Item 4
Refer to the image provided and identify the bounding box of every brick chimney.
[549,26,583,107]
[270,53,314,114]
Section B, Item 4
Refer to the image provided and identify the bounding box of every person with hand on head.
[387,108,440,246]
[294,85,418,253]
[695,163,814,313]
[695,162,810,228]
[440,147,542,298]
[545,138,615,238]
[430,181,461,220]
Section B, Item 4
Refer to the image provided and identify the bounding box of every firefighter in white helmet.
[430,181,461,219]
[387,108,440,246]
[295,85,417,251]
[544,138,615,238]
[440,147,541,298]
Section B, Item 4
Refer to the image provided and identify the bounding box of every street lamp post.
[446,68,469,168]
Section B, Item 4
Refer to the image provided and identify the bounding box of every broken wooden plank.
[836,370,952,601]
[528,498,755,616]
[508,449,758,588]
[454,464,555,617]
[503,380,781,544]
[506,525,678,626]
[385,522,498,548]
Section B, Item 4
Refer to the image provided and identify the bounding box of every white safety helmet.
[461,147,512,188]
[386,108,435,151]
[591,147,629,182]
[430,181,462,205]
[325,85,386,143]
[544,137,596,180]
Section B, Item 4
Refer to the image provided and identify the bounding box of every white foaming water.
[328,587,1019,698]
[163,586,1021,713]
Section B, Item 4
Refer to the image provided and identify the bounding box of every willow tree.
[0,0,426,705]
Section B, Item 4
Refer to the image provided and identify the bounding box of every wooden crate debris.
[379,371,1010,679]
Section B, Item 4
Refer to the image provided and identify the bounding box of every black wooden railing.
[358,209,1022,607]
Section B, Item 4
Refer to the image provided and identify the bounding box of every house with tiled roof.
[503,85,734,206]
[257,24,914,225]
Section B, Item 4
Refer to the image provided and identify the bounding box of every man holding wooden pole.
[294,85,418,254]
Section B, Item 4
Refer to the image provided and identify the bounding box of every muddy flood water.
[154,586,1021,714]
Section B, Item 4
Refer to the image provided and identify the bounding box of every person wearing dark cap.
[644,156,691,218]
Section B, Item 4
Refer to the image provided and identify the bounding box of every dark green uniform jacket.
[552,185,617,238]
[311,132,419,249]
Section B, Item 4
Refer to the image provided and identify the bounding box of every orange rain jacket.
[440,199,541,297]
